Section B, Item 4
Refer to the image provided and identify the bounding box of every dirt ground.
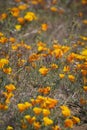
[73,124,87,130]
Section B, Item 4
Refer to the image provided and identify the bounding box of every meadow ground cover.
[0,0,87,130]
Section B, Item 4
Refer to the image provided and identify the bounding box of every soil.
[73,124,87,130]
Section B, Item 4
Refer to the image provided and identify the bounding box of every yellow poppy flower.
[51,63,58,69]
[0,103,8,110]
[41,23,48,31]
[0,58,9,69]
[18,4,28,10]
[60,105,71,117]
[68,75,75,82]
[6,126,13,130]
[1,13,7,20]
[64,119,73,128]
[83,20,87,24]
[72,116,80,124]
[53,49,63,58]
[5,84,16,92]
[0,36,8,44]
[42,109,50,116]
[39,66,49,76]
[5,92,14,104]
[43,117,53,126]
[59,74,65,79]
[33,121,41,130]
[33,107,42,115]
[28,53,39,62]
[11,7,20,17]
[50,7,58,12]
[18,104,26,112]
[25,102,32,109]
[24,12,37,21]
[52,125,61,130]
[83,86,87,92]
[17,17,25,24]
[38,86,51,95]
[63,66,70,72]
[9,37,16,43]
[81,48,87,57]
[3,67,12,74]
[45,97,58,109]
[15,25,21,31]
[80,36,87,41]
[25,115,36,124]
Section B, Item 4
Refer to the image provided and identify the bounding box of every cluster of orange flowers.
[0,84,16,110]
[0,58,12,74]
[17,91,58,129]
[17,87,80,130]
[0,3,37,31]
